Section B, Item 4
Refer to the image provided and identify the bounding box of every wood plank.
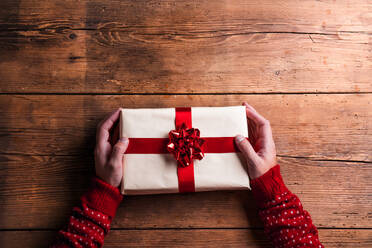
[1,229,371,248]
[0,31,369,94]
[0,1,371,93]
[1,0,370,32]
[0,154,370,229]
[0,94,370,161]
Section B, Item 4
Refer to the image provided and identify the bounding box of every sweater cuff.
[250,165,289,205]
[81,177,123,217]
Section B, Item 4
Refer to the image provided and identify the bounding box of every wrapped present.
[120,106,249,195]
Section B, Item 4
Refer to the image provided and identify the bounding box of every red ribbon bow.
[167,123,205,167]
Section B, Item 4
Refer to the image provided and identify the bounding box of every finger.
[109,137,129,167]
[242,102,274,144]
[97,108,121,147]
[242,102,267,127]
[235,135,259,163]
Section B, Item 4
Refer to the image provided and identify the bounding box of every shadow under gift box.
[120,106,249,195]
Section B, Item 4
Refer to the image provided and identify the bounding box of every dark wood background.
[0,0,371,247]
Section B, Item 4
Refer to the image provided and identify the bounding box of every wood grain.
[0,229,371,248]
[0,154,370,229]
[0,1,371,246]
[0,0,371,93]
[1,0,370,32]
[0,94,370,161]
[0,95,370,229]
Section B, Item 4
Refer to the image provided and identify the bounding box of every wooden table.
[0,0,371,247]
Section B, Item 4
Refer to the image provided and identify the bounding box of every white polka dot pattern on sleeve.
[258,191,324,248]
[53,203,112,248]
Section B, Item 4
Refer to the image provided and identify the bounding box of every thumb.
[110,137,129,165]
[235,135,259,163]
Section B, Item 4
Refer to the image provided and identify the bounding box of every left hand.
[94,109,129,187]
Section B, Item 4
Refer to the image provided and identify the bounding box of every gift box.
[120,106,249,195]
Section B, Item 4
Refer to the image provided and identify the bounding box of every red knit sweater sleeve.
[251,165,324,248]
[50,177,123,248]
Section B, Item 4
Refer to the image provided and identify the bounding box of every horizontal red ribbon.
[126,137,239,154]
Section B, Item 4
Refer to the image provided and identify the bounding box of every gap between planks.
[1,92,372,95]
[0,153,370,164]
[0,227,370,231]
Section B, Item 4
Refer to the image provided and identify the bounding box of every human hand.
[235,102,277,179]
[95,109,129,187]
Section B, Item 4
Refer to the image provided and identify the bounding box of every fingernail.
[120,137,129,144]
[235,135,245,143]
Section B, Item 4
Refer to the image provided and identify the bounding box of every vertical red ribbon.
[175,107,195,193]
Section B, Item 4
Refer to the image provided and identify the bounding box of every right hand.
[95,109,129,188]
[234,102,277,179]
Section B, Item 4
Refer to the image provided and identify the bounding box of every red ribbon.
[126,137,238,154]
[125,107,240,193]
[174,107,195,192]
[167,123,205,167]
